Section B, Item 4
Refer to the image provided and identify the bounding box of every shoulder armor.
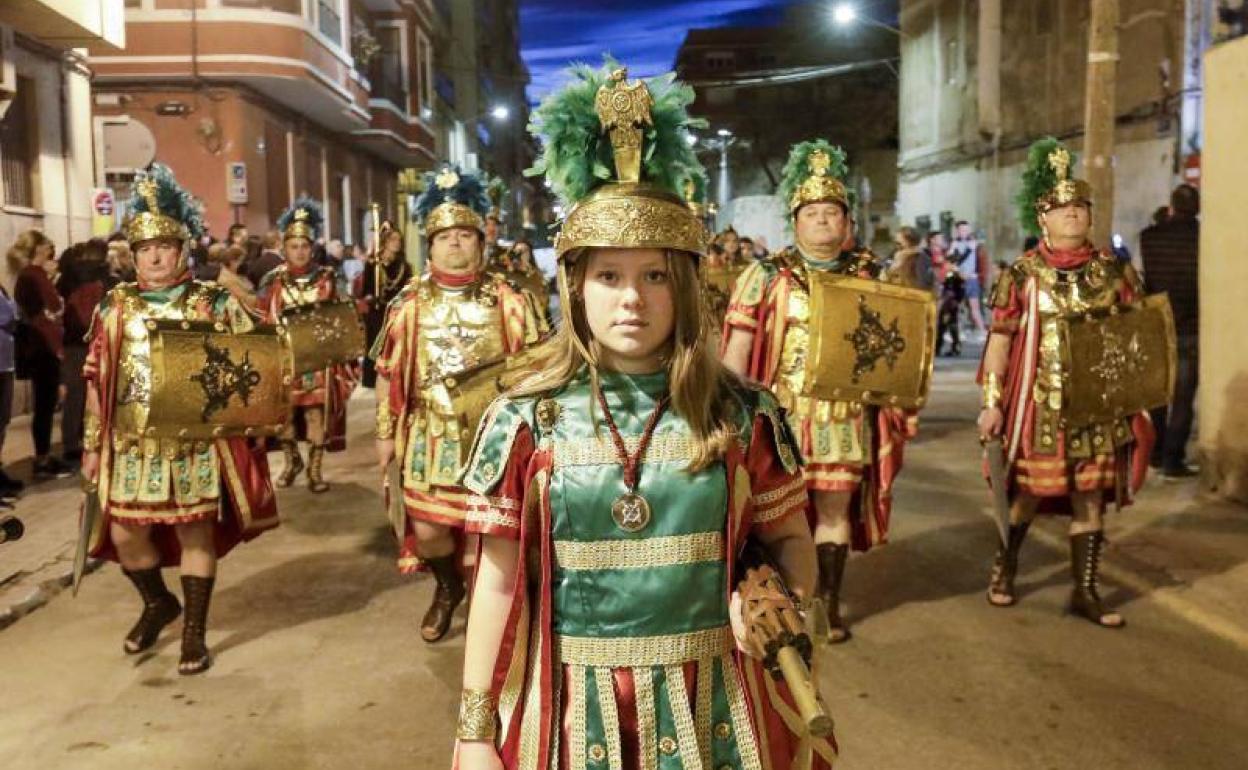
[726,380,801,474]
[989,252,1033,308]
[460,396,535,495]
[731,258,776,307]
[850,247,883,278]
[257,266,285,291]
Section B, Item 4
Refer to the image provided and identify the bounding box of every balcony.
[0,0,125,50]
[87,7,370,132]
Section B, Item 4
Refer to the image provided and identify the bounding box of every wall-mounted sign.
[226,161,248,204]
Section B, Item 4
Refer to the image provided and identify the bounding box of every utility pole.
[1083,0,1120,246]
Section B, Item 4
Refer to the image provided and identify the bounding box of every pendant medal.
[612,492,651,533]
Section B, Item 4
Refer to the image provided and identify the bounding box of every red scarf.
[286,261,314,278]
[430,264,479,288]
[1039,241,1095,270]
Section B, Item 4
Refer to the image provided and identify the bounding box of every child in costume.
[453,63,835,770]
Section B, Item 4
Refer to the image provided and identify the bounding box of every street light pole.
[1083,0,1120,247]
[703,129,738,230]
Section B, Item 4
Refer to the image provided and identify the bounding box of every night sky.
[520,0,798,103]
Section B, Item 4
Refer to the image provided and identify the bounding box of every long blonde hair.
[6,229,53,273]
[510,248,741,471]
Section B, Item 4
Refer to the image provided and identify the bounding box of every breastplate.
[775,281,811,406]
[281,274,322,308]
[1034,260,1123,409]
[417,282,505,414]
[113,288,203,437]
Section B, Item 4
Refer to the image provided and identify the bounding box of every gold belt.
[554,626,732,667]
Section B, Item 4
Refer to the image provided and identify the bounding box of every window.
[0,76,38,208]
[318,0,343,45]
[415,31,433,115]
[221,0,301,10]
[370,26,406,107]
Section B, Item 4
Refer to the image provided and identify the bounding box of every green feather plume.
[1016,137,1072,236]
[128,162,206,240]
[778,140,851,209]
[277,195,324,239]
[526,59,707,206]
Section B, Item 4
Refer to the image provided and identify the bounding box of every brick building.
[88,0,440,245]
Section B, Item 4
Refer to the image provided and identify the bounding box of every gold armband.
[982,372,1003,410]
[375,403,396,440]
[83,412,103,452]
[456,689,497,742]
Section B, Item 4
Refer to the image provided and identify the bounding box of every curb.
[0,556,104,632]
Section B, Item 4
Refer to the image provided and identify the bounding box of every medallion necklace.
[593,384,670,533]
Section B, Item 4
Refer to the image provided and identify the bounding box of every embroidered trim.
[725,655,765,770]
[553,433,697,468]
[696,657,714,769]
[665,663,705,770]
[570,664,588,770]
[634,667,658,770]
[754,490,808,524]
[554,532,723,571]
[466,503,522,532]
[753,476,806,507]
[555,626,732,668]
[594,667,624,770]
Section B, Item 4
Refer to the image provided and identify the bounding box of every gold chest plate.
[802,273,936,408]
[130,319,292,439]
[417,282,506,415]
[1059,293,1177,428]
[279,299,366,375]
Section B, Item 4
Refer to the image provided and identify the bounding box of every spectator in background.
[227,223,248,248]
[1140,183,1201,478]
[341,242,365,287]
[209,244,257,313]
[924,230,947,283]
[9,230,71,479]
[108,239,135,283]
[739,236,755,262]
[1152,206,1170,226]
[888,226,926,288]
[196,242,225,281]
[57,238,111,467]
[0,280,21,496]
[245,229,283,286]
[947,220,987,335]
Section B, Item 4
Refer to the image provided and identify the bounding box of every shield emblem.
[801,273,936,409]
[1059,293,1177,428]
[140,320,292,439]
[280,299,366,375]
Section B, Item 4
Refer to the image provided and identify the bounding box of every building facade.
[675,5,900,248]
[897,0,1196,265]
[88,0,439,245]
[0,1,123,268]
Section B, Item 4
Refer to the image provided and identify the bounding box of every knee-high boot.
[987,521,1031,606]
[179,575,216,675]
[420,554,466,643]
[122,566,182,654]
[1068,531,1125,628]
[815,542,851,643]
[277,440,303,488]
[307,445,329,493]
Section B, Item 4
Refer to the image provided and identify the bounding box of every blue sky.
[519,0,797,103]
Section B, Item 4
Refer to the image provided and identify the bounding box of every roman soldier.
[356,217,413,388]
[258,198,356,493]
[721,140,918,643]
[453,61,834,770]
[978,137,1155,628]
[80,163,279,675]
[372,163,546,643]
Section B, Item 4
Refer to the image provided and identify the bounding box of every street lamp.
[831,2,903,36]
[696,128,740,230]
[490,104,510,122]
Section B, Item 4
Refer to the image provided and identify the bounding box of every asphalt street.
[0,357,1246,770]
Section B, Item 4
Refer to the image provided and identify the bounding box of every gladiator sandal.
[815,543,851,644]
[306,445,330,493]
[1068,531,1125,629]
[122,566,182,654]
[277,440,303,488]
[987,521,1032,607]
[179,575,216,675]
[420,554,466,643]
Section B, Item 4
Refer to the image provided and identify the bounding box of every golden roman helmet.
[532,64,710,260]
[278,196,324,244]
[781,140,850,215]
[123,163,200,246]
[414,164,489,239]
[1035,146,1093,213]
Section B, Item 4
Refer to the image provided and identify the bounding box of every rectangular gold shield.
[1059,292,1177,428]
[802,273,937,409]
[280,299,366,375]
[441,339,556,438]
[146,320,292,439]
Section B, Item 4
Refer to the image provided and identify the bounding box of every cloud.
[521,0,795,102]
